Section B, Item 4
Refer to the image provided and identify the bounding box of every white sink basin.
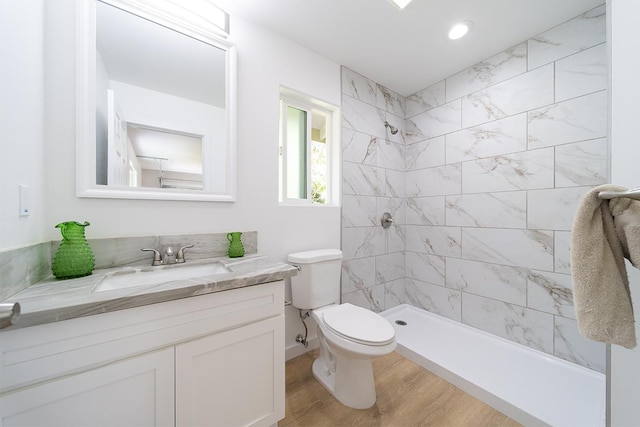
[95,262,230,292]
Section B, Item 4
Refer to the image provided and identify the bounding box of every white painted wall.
[1,0,340,356]
[0,0,47,249]
[608,0,640,425]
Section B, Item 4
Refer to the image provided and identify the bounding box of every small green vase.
[52,221,95,279]
[227,232,244,258]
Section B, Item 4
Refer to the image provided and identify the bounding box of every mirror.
[77,0,237,201]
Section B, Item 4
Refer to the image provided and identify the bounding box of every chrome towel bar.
[598,187,640,201]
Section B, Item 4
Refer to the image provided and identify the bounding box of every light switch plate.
[19,184,30,217]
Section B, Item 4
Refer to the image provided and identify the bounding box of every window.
[279,87,340,206]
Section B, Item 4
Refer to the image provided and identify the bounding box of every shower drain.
[395,320,407,326]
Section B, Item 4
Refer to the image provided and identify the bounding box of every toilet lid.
[322,303,395,345]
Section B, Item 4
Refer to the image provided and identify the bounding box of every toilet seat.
[322,303,395,346]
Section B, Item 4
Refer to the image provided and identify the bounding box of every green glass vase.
[52,221,95,279]
[227,232,244,258]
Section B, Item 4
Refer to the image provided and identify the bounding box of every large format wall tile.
[376,252,405,285]
[461,148,554,193]
[462,293,554,353]
[385,168,406,198]
[384,279,406,310]
[343,284,384,312]
[445,258,527,306]
[342,195,377,227]
[406,136,445,171]
[377,85,405,118]
[342,128,377,166]
[555,138,608,187]
[446,113,527,164]
[526,269,575,318]
[554,231,572,274]
[528,4,606,70]
[343,162,385,196]
[405,81,445,118]
[446,42,527,102]
[341,67,377,105]
[343,95,387,139]
[445,191,526,228]
[461,228,554,271]
[406,278,461,321]
[527,186,591,230]
[342,256,376,294]
[406,164,461,197]
[377,139,405,171]
[406,225,462,257]
[406,99,462,142]
[554,316,606,373]
[462,64,554,128]
[341,226,385,259]
[555,43,607,102]
[406,251,445,285]
[528,91,607,149]
[406,196,445,225]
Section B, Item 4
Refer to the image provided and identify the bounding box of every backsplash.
[0,243,51,301]
[0,231,257,301]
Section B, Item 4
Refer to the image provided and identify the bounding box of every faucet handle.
[141,248,162,266]
[176,244,194,263]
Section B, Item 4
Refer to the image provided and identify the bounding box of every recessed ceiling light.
[448,21,473,40]
[388,0,413,10]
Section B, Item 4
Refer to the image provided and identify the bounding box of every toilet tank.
[287,249,342,309]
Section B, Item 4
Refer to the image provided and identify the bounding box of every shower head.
[384,121,398,135]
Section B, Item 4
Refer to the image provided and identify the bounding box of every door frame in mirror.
[76,0,237,202]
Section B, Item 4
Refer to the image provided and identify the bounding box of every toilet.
[287,249,396,409]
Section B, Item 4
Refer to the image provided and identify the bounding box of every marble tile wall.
[341,67,407,313]
[341,4,607,373]
[0,232,257,300]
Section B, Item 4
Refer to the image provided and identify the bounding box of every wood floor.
[281,350,522,427]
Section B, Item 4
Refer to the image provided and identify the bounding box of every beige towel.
[571,184,640,349]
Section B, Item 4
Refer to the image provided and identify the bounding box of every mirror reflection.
[95,0,226,191]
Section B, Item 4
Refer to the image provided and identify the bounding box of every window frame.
[278,87,340,207]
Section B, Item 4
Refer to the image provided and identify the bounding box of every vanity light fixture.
[448,21,473,40]
[387,0,414,10]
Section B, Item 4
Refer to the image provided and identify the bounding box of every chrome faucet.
[141,244,194,266]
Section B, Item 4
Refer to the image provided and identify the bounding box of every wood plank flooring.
[281,350,522,427]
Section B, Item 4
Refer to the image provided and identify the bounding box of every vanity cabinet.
[0,348,175,427]
[0,281,285,427]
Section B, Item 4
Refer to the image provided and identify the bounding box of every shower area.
[340,2,607,376]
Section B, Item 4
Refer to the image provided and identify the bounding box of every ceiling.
[217,0,604,96]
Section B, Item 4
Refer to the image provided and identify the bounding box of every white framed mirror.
[76,0,237,201]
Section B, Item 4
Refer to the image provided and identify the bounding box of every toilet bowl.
[310,303,396,409]
[287,249,396,409]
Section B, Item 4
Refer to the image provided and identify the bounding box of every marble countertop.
[1,254,297,330]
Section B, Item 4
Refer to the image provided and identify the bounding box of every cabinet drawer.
[0,281,284,393]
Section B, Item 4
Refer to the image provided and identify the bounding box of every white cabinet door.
[0,348,174,427]
[175,315,284,427]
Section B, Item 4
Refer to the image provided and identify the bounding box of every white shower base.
[381,304,606,427]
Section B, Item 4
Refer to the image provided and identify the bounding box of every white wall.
[0,0,47,249]
[2,0,342,356]
[608,0,640,425]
